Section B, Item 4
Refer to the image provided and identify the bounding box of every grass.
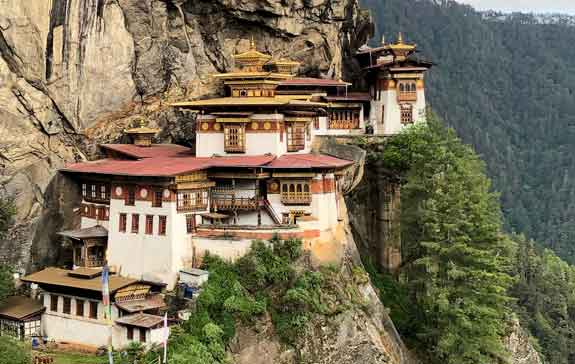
[38,351,106,364]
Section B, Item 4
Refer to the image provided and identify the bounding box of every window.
[62,297,71,314]
[145,215,154,235]
[127,327,134,341]
[91,184,96,199]
[287,123,305,152]
[313,117,320,129]
[100,185,109,200]
[50,295,58,312]
[89,301,98,319]
[82,184,87,198]
[131,214,139,233]
[139,328,147,343]
[177,190,209,212]
[152,190,163,208]
[397,81,417,102]
[400,104,413,124]
[186,215,196,234]
[76,299,84,317]
[119,213,127,232]
[328,110,360,129]
[125,187,135,206]
[280,181,312,205]
[158,216,167,236]
[381,105,385,125]
[240,90,247,97]
[224,124,245,153]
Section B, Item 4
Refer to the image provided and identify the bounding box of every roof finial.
[398,32,404,44]
[381,34,386,45]
[250,35,256,50]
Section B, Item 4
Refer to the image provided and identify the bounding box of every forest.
[361,0,575,264]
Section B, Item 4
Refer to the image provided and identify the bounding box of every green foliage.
[0,336,30,364]
[167,238,354,362]
[0,197,15,239]
[509,235,575,364]
[361,0,575,265]
[0,265,14,302]
[368,118,515,363]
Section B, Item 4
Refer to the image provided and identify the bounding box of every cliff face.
[0,0,372,271]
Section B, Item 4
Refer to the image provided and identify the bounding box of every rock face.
[505,318,543,364]
[229,231,414,364]
[0,0,372,271]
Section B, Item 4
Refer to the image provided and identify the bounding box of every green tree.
[0,336,30,364]
[380,117,514,363]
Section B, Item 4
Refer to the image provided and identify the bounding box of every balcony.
[397,91,417,102]
[211,196,258,210]
[177,203,208,213]
[281,192,312,205]
[328,119,360,130]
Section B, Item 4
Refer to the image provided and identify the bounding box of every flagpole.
[102,265,114,364]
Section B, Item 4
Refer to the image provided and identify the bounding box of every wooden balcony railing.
[212,197,258,210]
[224,144,246,153]
[328,119,360,130]
[397,92,417,102]
[177,203,208,213]
[281,192,312,205]
[77,258,105,268]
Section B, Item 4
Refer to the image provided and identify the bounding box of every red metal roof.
[267,154,353,169]
[100,144,194,159]
[62,155,277,177]
[280,78,351,87]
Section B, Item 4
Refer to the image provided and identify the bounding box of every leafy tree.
[373,117,514,363]
[0,265,14,302]
[0,336,30,364]
[360,0,575,264]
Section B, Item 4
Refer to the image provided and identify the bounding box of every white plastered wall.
[108,199,176,286]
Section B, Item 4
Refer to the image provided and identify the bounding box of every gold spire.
[250,36,256,50]
[397,32,404,44]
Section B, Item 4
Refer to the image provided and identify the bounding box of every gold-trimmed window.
[224,124,245,153]
[177,189,209,212]
[397,81,417,102]
[281,180,312,205]
[287,123,306,152]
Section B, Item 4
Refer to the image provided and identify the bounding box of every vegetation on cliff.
[0,198,14,301]
[361,0,575,264]
[363,118,515,363]
[142,237,367,364]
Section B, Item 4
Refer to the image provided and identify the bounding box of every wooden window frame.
[76,299,84,317]
[62,297,71,315]
[328,110,360,129]
[139,328,147,343]
[127,327,134,341]
[89,301,98,319]
[131,214,139,234]
[152,190,163,208]
[158,216,167,236]
[400,104,414,125]
[125,187,136,206]
[119,213,127,233]
[287,123,306,152]
[397,81,417,102]
[50,295,58,312]
[224,124,246,153]
[280,180,312,205]
[145,215,154,235]
[177,189,209,212]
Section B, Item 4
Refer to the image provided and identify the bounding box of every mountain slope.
[361,0,575,263]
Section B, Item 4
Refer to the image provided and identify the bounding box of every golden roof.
[384,32,416,56]
[171,96,327,108]
[125,119,160,135]
[233,38,272,64]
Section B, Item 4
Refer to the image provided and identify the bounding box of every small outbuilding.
[0,296,45,340]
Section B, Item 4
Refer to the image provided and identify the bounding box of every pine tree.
[382,117,514,363]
